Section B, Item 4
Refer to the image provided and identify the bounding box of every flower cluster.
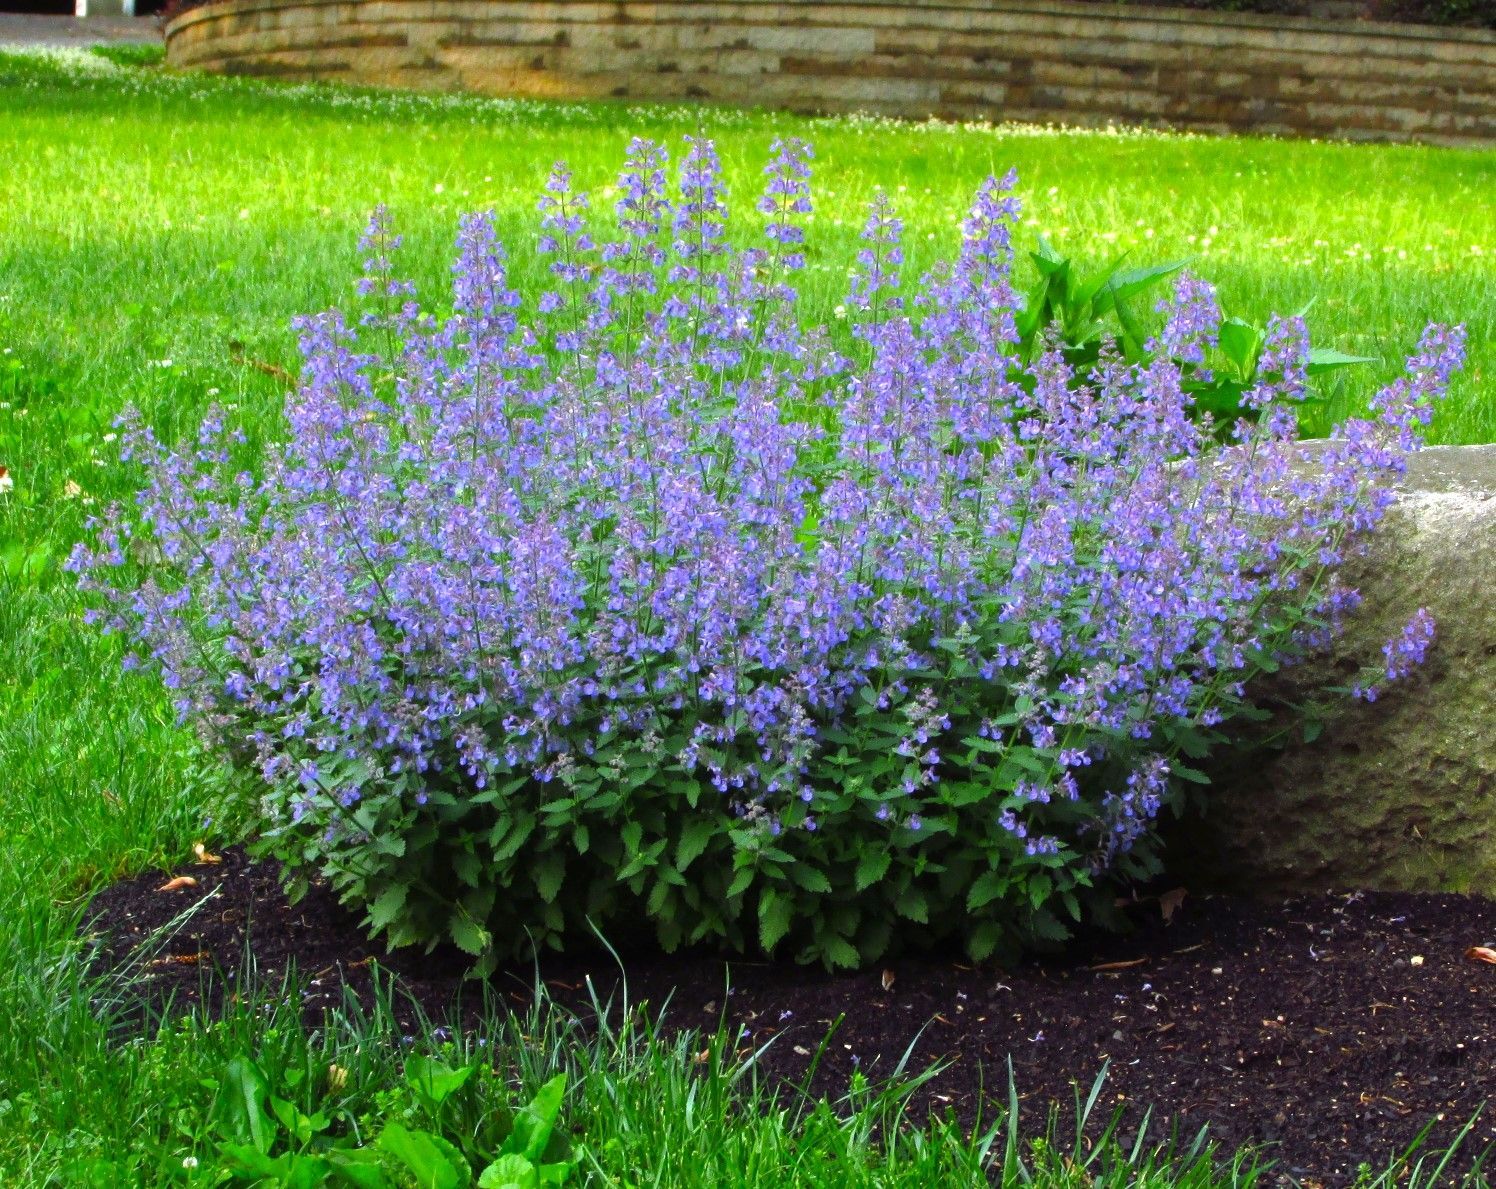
[71,138,1465,969]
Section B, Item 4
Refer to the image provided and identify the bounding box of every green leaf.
[675,818,715,872]
[789,866,832,894]
[450,912,491,957]
[854,849,892,892]
[758,887,794,952]
[966,920,1003,962]
[377,1124,471,1189]
[490,812,537,862]
[966,870,1008,912]
[367,883,408,932]
[478,1154,539,1189]
[504,1074,567,1163]
[406,1054,476,1113]
[1073,252,1132,308]
[726,864,755,899]
[1306,347,1376,375]
[533,851,565,904]
[213,1056,275,1154]
[1217,317,1262,377]
[328,1148,392,1188]
[820,934,861,969]
[896,886,929,924]
[268,1095,327,1147]
[1103,258,1188,306]
[1029,909,1072,943]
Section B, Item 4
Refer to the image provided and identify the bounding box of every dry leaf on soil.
[1159,887,1187,925]
[1089,957,1148,972]
[192,842,222,864]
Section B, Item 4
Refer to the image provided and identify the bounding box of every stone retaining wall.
[164,0,1495,147]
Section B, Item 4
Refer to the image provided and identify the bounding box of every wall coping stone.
[166,0,1496,49]
[164,0,1496,146]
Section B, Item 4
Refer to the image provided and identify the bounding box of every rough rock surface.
[1175,444,1495,896]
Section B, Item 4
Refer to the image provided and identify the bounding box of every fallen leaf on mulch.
[1090,957,1148,972]
[157,876,198,892]
[147,952,209,968]
[1159,887,1188,924]
[193,843,222,865]
[1465,946,1496,965]
[881,969,896,991]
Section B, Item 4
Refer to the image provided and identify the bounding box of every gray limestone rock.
[1175,444,1495,896]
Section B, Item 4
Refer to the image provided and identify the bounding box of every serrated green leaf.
[675,818,715,872]
[758,888,793,952]
[533,852,565,903]
[367,883,408,932]
[449,913,490,957]
[726,865,755,899]
[896,886,929,924]
[853,849,891,892]
[820,934,861,969]
[789,866,832,894]
[966,920,1003,962]
[966,870,1008,912]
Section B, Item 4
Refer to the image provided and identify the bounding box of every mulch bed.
[83,848,1496,1184]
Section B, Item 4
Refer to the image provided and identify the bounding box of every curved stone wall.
[165,0,1495,146]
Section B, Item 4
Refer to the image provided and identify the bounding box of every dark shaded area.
[84,848,1496,1183]
[0,0,75,15]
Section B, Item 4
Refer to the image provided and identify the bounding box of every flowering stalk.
[71,140,1466,970]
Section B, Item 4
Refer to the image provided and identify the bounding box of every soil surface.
[84,848,1496,1185]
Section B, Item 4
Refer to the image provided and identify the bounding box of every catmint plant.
[72,138,1465,971]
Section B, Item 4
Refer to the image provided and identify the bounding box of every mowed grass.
[0,45,1492,1183]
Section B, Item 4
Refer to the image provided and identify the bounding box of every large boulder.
[1172,445,1496,896]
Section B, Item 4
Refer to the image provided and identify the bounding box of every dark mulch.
[84,848,1496,1184]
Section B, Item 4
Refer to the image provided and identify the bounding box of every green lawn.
[0,45,1491,1184]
